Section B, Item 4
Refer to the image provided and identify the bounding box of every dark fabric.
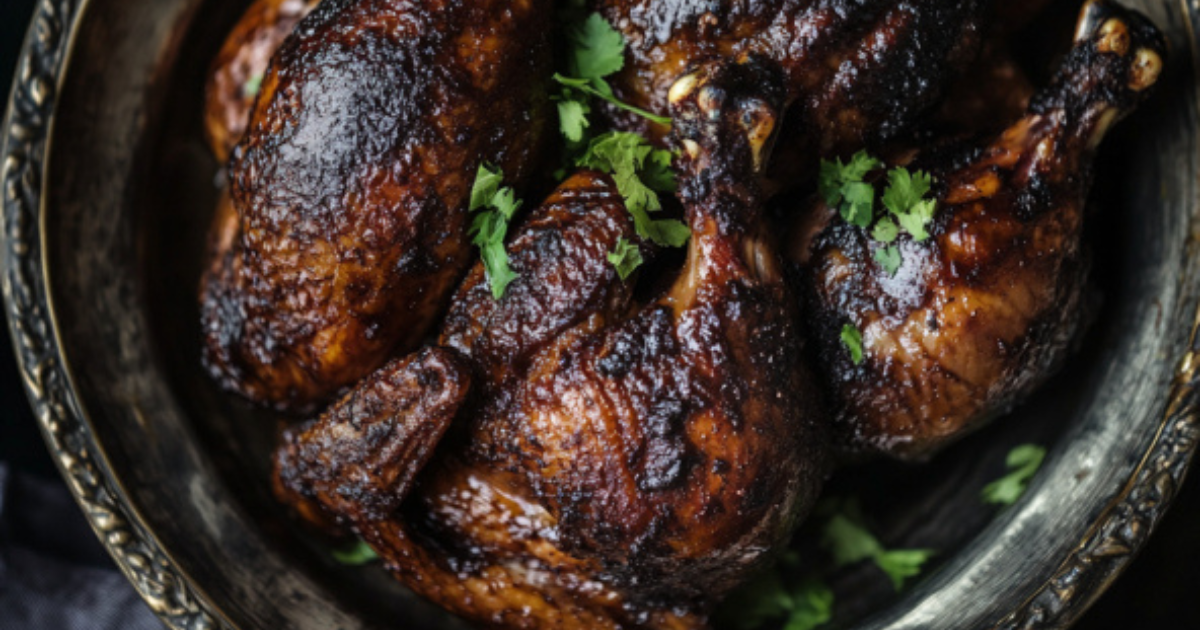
[0,464,161,630]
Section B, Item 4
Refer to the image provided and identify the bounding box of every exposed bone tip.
[669,73,701,106]
[1129,48,1163,91]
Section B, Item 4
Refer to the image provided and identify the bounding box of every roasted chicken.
[200,0,553,410]
[790,0,1165,460]
[592,0,986,185]
[276,57,830,628]
[204,0,319,164]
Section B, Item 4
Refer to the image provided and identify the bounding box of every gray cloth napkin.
[0,463,161,630]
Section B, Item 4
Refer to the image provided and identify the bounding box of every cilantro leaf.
[568,12,625,79]
[819,151,884,229]
[556,98,591,143]
[468,164,522,299]
[243,72,263,98]
[982,444,1046,506]
[331,539,379,565]
[782,582,834,630]
[874,245,902,276]
[607,237,644,280]
[553,74,671,126]
[840,324,864,365]
[717,568,833,630]
[577,132,690,248]
[882,168,937,241]
[822,502,935,592]
[872,217,899,243]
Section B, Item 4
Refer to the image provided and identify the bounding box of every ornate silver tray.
[3,0,1199,628]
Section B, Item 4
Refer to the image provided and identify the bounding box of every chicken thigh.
[200,0,553,411]
[790,0,1165,460]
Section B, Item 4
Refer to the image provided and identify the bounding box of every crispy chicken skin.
[276,57,829,628]
[200,0,553,411]
[592,0,985,184]
[204,0,319,164]
[790,0,1166,461]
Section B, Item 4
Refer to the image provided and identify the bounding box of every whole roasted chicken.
[200,0,553,410]
[275,57,829,628]
[790,0,1166,460]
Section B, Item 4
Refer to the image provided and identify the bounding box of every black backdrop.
[1,1,1197,628]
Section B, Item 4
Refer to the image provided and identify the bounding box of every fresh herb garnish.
[469,163,522,299]
[819,151,939,276]
[331,538,379,565]
[577,131,689,247]
[882,167,938,242]
[874,245,902,276]
[717,554,834,630]
[840,324,864,365]
[607,237,644,280]
[242,72,263,98]
[822,502,935,591]
[982,444,1046,506]
[554,12,670,147]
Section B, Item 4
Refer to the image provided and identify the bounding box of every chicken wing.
[790,0,1165,460]
[200,0,553,411]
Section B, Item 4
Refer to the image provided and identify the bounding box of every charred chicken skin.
[592,0,985,184]
[204,0,319,164]
[200,0,553,411]
[276,57,830,628]
[790,0,1165,460]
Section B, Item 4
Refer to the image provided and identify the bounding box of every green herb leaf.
[982,444,1046,506]
[568,12,626,79]
[840,324,864,365]
[782,582,835,630]
[822,503,935,592]
[839,181,876,228]
[553,74,671,126]
[331,539,379,565]
[242,72,263,98]
[577,132,690,248]
[872,217,899,243]
[819,151,883,209]
[874,245,902,276]
[557,98,591,143]
[717,569,833,630]
[607,237,644,280]
[882,168,937,241]
[468,164,522,299]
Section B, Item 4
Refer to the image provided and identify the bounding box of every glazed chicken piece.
[592,0,985,183]
[200,0,553,410]
[790,0,1165,460]
[204,0,319,163]
[276,57,829,628]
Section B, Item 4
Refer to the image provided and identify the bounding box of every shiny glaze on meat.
[200,0,553,411]
[593,0,985,185]
[790,0,1166,460]
[204,0,319,163]
[276,57,830,627]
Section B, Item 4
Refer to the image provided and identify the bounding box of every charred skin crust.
[795,0,1167,461]
[594,0,986,186]
[200,0,553,411]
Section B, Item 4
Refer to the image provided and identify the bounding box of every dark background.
[2,1,1198,628]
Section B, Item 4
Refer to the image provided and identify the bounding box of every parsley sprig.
[820,501,935,592]
[331,538,379,565]
[819,151,939,277]
[982,444,1046,506]
[469,164,523,299]
[554,12,670,145]
[841,324,864,365]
